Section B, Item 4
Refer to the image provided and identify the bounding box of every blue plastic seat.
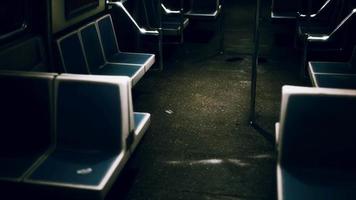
[309,62,354,74]
[0,71,55,182]
[308,47,356,75]
[276,86,356,200]
[96,14,155,72]
[299,7,356,76]
[161,0,190,31]
[161,11,189,43]
[296,0,346,43]
[25,75,133,199]
[311,73,356,89]
[308,47,356,89]
[57,26,144,86]
[79,23,145,86]
[144,0,189,44]
[161,20,185,36]
[185,0,222,20]
[183,0,224,53]
[57,32,90,74]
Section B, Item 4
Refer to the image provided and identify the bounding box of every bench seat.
[107,52,155,72]
[311,73,356,89]
[96,63,145,86]
[276,86,356,200]
[58,15,152,86]
[96,15,155,72]
[0,71,55,182]
[24,75,133,199]
[309,61,354,74]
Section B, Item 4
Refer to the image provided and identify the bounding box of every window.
[65,0,99,19]
[0,0,27,39]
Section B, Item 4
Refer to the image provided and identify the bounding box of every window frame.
[65,0,100,20]
[0,0,30,41]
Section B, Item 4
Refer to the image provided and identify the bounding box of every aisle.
[107,0,302,199]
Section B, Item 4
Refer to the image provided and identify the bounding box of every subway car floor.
[106,0,304,199]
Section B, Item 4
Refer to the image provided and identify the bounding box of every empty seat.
[96,15,155,72]
[162,16,189,35]
[185,0,222,20]
[0,71,55,182]
[59,73,151,154]
[183,0,224,53]
[57,32,89,74]
[311,73,356,89]
[57,28,144,86]
[309,61,355,75]
[308,47,356,74]
[296,0,346,42]
[299,6,356,76]
[308,47,356,89]
[161,0,190,43]
[271,0,299,19]
[79,22,145,86]
[144,0,190,44]
[276,86,356,200]
[107,1,163,70]
[24,75,133,200]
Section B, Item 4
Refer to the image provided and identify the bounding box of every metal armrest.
[0,24,27,41]
[307,9,356,42]
[297,0,333,18]
[161,4,181,15]
[307,35,330,41]
[107,1,159,36]
[139,28,160,36]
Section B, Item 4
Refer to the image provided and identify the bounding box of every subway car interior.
[1,0,356,199]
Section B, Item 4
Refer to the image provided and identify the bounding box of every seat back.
[0,36,47,72]
[79,23,106,73]
[57,32,90,74]
[278,86,356,170]
[55,75,131,153]
[191,0,220,12]
[96,15,120,59]
[143,0,162,29]
[0,71,55,156]
[162,0,183,10]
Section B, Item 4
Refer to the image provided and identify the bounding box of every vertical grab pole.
[249,0,261,125]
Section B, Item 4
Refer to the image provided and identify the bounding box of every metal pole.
[249,0,261,125]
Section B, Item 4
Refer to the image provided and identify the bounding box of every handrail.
[298,0,333,18]
[307,8,356,41]
[161,3,181,14]
[0,24,28,42]
[107,1,159,36]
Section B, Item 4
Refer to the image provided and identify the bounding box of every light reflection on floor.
[166,159,250,167]
[165,154,273,167]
